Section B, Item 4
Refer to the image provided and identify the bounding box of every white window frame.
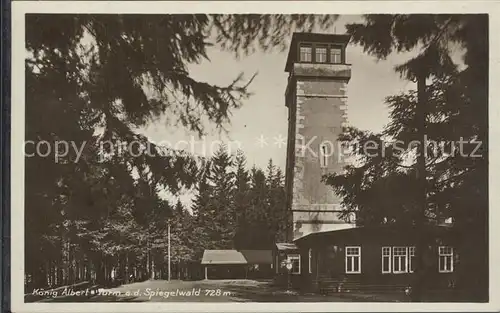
[330,47,342,64]
[409,246,416,273]
[308,248,312,274]
[345,246,361,274]
[287,254,301,275]
[392,246,409,274]
[316,46,327,63]
[299,46,312,63]
[381,247,391,274]
[438,246,454,273]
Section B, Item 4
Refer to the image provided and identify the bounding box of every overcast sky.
[136,15,428,204]
[140,15,418,174]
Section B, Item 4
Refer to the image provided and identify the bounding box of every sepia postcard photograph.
[9,1,500,312]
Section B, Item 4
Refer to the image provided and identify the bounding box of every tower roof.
[285,32,351,72]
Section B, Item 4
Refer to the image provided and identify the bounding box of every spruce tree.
[324,14,488,301]
[209,145,236,249]
[25,13,340,288]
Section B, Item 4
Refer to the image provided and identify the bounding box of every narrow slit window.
[308,248,313,274]
[409,246,416,273]
[320,144,328,168]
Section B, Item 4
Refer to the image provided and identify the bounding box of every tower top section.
[284,32,351,73]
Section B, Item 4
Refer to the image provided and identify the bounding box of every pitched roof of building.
[201,249,272,265]
[240,250,272,264]
[294,224,454,244]
[285,32,352,72]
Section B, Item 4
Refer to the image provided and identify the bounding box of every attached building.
[201,250,273,280]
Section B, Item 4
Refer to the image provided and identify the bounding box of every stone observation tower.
[284,33,355,241]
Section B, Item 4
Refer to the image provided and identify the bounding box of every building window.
[345,246,361,274]
[382,246,417,274]
[320,143,328,168]
[287,254,301,275]
[438,246,454,273]
[308,248,312,274]
[299,45,312,62]
[382,247,391,274]
[316,46,327,63]
[392,247,408,274]
[330,47,342,64]
[409,246,416,273]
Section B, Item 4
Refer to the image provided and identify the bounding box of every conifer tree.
[25,13,340,288]
[209,145,236,248]
[233,150,251,249]
[324,14,488,301]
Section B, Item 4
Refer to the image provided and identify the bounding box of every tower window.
[316,46,327,63]
[330,47,342,64]
[299,45,312,62]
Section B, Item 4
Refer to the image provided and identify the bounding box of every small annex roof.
[275,242,298,251]
[201,249,272,265]
[201,250,247,265]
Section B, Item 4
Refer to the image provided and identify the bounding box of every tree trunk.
[150,249,155,280]
[104,259,108,283]
[69,244,76,284]
[79,261,84,282]
[411,71,428,302]
[55,263,59,286]
[125,253,129,284]
[46,261,50,287]
[57,258,63,286]
[118,254,123,282]
[86,258,92,282]
[106,259,112,283]
[50,264,54,287]
[146,249,150,279]
[75,260,79,282]
[96,254,105,285]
